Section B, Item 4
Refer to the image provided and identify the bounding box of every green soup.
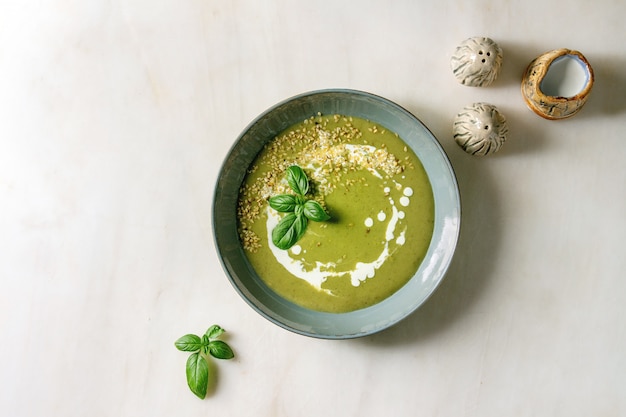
[237,114,434,313]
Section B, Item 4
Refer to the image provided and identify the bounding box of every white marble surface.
[2,1,625,416]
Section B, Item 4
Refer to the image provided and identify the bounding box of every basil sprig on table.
[269,165,330,250]
[175,325,234,399]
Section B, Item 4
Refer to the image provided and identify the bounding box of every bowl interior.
[213,89,460,339]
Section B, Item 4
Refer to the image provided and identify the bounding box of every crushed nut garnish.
[237,114,408,252]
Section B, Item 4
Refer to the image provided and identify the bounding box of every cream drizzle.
[265,144,415,291]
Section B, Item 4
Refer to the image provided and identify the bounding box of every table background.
[2,1,625,416]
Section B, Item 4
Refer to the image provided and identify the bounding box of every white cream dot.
[396,235,406,245]
[384,187,391,193]
[291,245,302,255]
[377,211,386,221]
[364,217,374,227]
[398,211,405,219]
[400,196,410,207]
[403,187,414,196]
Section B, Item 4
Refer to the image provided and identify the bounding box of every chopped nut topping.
[237,114,407,252]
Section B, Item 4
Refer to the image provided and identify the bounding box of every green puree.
[237,114,434,313]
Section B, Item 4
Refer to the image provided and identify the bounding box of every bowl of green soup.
[213,89,460,339]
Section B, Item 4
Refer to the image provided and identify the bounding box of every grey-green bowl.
[213,89,460,339]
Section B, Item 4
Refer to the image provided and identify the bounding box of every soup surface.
[237,114,434,313]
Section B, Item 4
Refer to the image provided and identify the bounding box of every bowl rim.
[212,88,461,339]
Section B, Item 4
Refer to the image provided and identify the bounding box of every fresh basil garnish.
[208,340,235,360]
[303,200,331,222]
[269,194,298,212]
[286,165,309,196]
[175,334,203,352]
[270,165,330,250]
[294,204,304,218]
[205,324,225,340]
[186,352,209,399]
[272,212,307,250]
[175,325,235,399]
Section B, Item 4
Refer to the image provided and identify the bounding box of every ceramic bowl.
[521,48,594,119]
[213,89,461,339]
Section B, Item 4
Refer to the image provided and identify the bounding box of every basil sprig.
[175,325,234,399]
[269,165,330,250]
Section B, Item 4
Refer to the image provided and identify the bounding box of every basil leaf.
[303,200,331,222]
[175,334,202,352]
[286,165,309,196]
[208,340,235,360]
[294,214,308,243]
[271,212,308,250]
[269,194,298,212]
[186,352,209,399]
[205,325,225,340]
